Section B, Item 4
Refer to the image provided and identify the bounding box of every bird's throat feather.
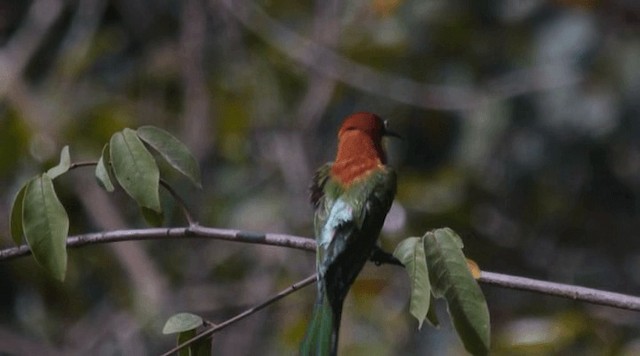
[331,131,386,185]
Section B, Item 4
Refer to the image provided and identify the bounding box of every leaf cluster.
[393,228,490,355]
[9,126,201,281]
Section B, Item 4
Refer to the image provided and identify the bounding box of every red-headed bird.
[301,112,398,355]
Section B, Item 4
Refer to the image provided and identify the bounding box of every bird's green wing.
[304,166,396,355]
[310,163,332,208]
[317,167,396,279]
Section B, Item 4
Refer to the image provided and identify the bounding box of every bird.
[300,112,398,355]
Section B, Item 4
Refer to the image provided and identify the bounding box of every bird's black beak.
[383,120,402,139]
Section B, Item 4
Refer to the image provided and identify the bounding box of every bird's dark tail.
[300,288,342,356]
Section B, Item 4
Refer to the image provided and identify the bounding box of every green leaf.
[95,143,115,192]
[426,298,440,328]
[46,145,71,179]
[443,227,464,249]
[141,206,164,227]
[23,174,69,281]
[10,181,31,245]
[393,236,430,329]
[424,228,490,356]
[137,126,202,188]
[110,129,161,212]
[173,329,211,356]
[177,329,196,356]
[193,337,211,356]
[163,313,204,334]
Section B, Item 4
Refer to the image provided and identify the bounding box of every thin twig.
[69,161,99,170]
[159,274,317,356]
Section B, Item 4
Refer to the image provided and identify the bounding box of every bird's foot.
[370,246,403,267]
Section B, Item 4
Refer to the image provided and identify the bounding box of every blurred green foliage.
[1,0,640,354]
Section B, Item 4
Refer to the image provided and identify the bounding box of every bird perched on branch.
[301,112,398,355]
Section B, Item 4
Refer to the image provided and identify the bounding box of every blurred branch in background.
[1,0,65,157]
[293,0,340,131]
[218,0,475,111]
[73,175,169,318]
[179,0,213,159]
[0,0,63,97]
[218,0,583,112]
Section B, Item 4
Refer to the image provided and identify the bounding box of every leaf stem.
[69,161,98,169]
[159,178,196,226]
[66,160,197,225]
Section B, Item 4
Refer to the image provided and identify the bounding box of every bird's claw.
[370,246,403,266]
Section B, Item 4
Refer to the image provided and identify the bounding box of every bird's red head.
[332,112,397,184]
[338,112,386,141]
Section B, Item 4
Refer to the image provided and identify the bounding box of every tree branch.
[0,226,314,261]
[478,271,640,312]
[159,274,317,356]
[2,226,639,312]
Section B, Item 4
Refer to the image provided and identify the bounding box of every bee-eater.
[301,112,398,355]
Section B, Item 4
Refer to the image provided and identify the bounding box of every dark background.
[1,0,639,354]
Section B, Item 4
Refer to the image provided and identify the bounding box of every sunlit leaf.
[10,180,31,245]
[46,145,71,179]
[95,143,115,192]
[393,236,430,329]
[23,174,69,281]
[424,228,490,355]
[163,313,204,334]
[137,126,202,188]
[110,129,161,212]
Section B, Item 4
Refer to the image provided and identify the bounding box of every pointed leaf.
[141,206,164,227]
[46,146,71,179]
[137,126,202,188]
[393,236,430,329]
[443,227,464,248]
[110,129,161,212]
[23,174,69,281]
[10,181,31,245]
[163,313,204,334]
[424,228,490,355]
[95,143,115,192]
